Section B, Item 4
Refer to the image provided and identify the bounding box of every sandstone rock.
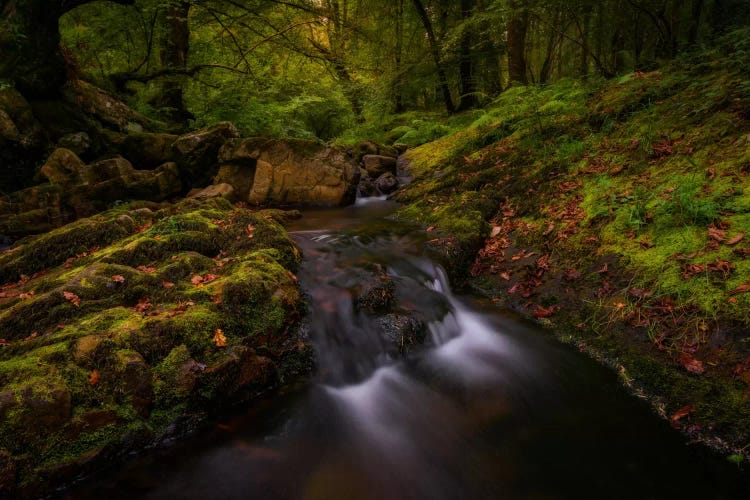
[173,122,240,188]
[363,154,397,179]
[375,172,399,194]
[220,138,359,207]
[40,148,87,185]
[121,132,179,169]
[188,183,235,200]
[214,163,256,201]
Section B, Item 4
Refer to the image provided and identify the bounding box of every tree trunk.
[457,0,479,111]
[507,0,529,86]
[688,0,705,46]
[0,0,134,98]
[393,0,405,113]
[411,0,455,114]
[152,1,193,124]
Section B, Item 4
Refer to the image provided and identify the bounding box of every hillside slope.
[395,29,750,459]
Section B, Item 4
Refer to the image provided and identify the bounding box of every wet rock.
[63,80,155,134]
[358,172,377,198]
[219,138,360,207]
[73,335,107,364]
[356,275,396,314]
[120,132,179,169]
[375,172,399,194]
[378,314,427,355]
[173,121,240,189]
[57,132,91,156]
[363,154,397,179]
[188,183,235,200]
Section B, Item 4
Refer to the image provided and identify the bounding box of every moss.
[0,197,308,491]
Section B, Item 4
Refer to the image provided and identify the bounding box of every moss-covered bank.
[0,197,311,496]
[394,31,750,463]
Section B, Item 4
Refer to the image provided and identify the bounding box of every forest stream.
[67,198,750,500]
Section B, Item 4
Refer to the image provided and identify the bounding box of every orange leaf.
[246,224,256,238]
[203,273,219,284]
[162,281,175,289]
[679,353,705,375]
[134,297,152,313]
[727,232,745,246]
[671,404,695,421]
[190,275,204,285]
[731,282,750,295]
[111,275,126,283]
[63,291,81,307]
[213,328,228,347]
[136,265,157,273]
[531,305,560,319]
[89,369,100,385]
[19,291,35,300]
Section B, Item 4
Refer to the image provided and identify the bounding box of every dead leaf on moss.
[63,291,80,307]
[727,232,745,246]
[213,328,228,347]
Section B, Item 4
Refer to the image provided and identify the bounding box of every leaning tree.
[0,0,135,98]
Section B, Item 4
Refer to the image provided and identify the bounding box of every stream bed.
[69,199,750,499]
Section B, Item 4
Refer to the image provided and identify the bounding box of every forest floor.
[388,34,750,462]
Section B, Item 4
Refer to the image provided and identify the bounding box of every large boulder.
[40,148,87,185]
[375,172,399,194]
[172,122,240,189]
[218,138,360,207]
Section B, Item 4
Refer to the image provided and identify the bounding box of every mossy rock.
[0,197,308,494]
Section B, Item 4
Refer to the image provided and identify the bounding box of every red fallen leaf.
[426,226,435,232]
[136,265,157,273]
[162,281,175,289]
[731,282,750,295]
[136,222,153,233]
[671,404,695,421]
[19,291,35,300]
[490,226,502,238]
[63,291,81,307]
[22,332,38,342]
[0,339,10,346]
[706,168,716,180]
[531,305,560,319]
[682,263,706,279]
[708,226,726,242]
[729,297,738,304]
[89,369,100,385]
[598,262,609,274]
[536,254,551,271]
[191,275,205,285]
[564,269,582,281]
[211,295,222,304]
[213,328,228,347]
[202,273,219,284]
[111,275,126,283]
[727,232,745,246]
[134,297,152,313]
[542,223,555,236]
[508,283,522,295]
[246,224,256,238]
[500,272,510,281]
[679,353,705,375]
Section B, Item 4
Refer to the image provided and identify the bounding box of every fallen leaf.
[191,275,205,285]
[213,328,228,347]
[671,404,695,421]
[89,369,100,385]
[679,353,705,375]
[730,282,750,295]
[63,291,81,307]
[19,291,35,300]
[112,275,126,283]
[22,332,38,342]
[727,232,745,246]
[246,224,256,238]
[708,226,726,242]
[202,273,219,284]
[500,272,510,281]
[426,226,435,232]
[162,281,175,289]
[134,297,152,313]
[136,265,157,273]
[531,305,560,319]
[598,262,609,274]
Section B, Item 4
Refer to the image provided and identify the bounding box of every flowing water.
[70,199,750,500]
